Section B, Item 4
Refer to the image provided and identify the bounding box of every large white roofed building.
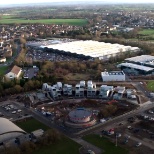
[40,40,139,60]
[0,118,26,143]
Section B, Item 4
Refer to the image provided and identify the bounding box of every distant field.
[83,134,129,154]
[0,16,88,26]
[146,80,154,92]
[138,29,154,35]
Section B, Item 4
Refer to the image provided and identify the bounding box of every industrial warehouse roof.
[118,62,154,72]
[0,118,26,135]
[40,40,139,59]
[125,55,154,63]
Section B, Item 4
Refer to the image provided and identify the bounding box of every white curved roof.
[0,118,26,135]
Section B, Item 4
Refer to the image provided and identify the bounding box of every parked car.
[136,142,142,147]
[12,111,16,114]
[87,150,95,154]
[127,126,132,130]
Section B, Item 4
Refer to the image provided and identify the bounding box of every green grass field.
[83,134,129,154]
[33,136,81,154]
[16,118,81,154]
[0,65,8,76]
[15,118,49,133]
[0,16,88,26]
[138,29,154,35]
[146,80,154,92]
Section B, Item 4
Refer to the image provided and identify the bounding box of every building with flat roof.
[99,85,114,98]
[75,84,84,97]
[87,81,97,98]
[101,71,125,81]
[63,84,73,96]
[125,55,154,64]
[40,40,139,60]
[118,55,154,75]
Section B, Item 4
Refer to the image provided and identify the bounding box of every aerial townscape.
[1,0,154,154]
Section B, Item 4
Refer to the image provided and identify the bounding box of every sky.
[1,0,154,5]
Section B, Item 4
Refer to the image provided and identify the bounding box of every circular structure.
[69,108,92,123]
[0,118,26,143]
[65,108,96,128]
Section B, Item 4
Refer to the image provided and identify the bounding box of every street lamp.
[115,135,117,147]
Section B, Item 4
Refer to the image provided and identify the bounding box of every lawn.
[16,118,81,154]
[33,136,81,154]
[15,118,49,133]
[0,16,88,26]
[83,134,129,154]
[138,29,154,35]
[146,80,154,92]
[0,65,8,76]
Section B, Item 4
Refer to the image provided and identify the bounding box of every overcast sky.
[1,0,154,5]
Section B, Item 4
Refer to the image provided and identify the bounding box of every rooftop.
[11,65,21,75]
[118,62,154,72]
[40,40,139,59]
[101,71,125,76]
[125,55,154,63]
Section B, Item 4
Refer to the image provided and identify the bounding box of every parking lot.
[0,101,31,122]
[98,111,154,154]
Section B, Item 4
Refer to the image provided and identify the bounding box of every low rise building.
[99,85,113,98]
[75,84,84,97]
[87,80,97,98]
[101,71,125,81]
[63,84,73,96]
[0,57,6,63]
[5,65,22,79]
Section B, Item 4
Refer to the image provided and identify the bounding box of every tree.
[20,141,36,154]
[5,146,20,154]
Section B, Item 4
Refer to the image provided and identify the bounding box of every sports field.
[0,15,88,26]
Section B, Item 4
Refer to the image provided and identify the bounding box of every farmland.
[0,15,88,26]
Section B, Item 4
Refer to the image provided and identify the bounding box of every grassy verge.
[146,80,154,92]
[33,136,81,154]
[0,65,8,76]
[15,118,49,133]
[83,134,129,154]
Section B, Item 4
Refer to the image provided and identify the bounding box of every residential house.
[63,84,73,96]
[0,57,6,63]
[75,83,84,97]
[5,65,22,79]
[87,81,97,98]
[99,85,113,98]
